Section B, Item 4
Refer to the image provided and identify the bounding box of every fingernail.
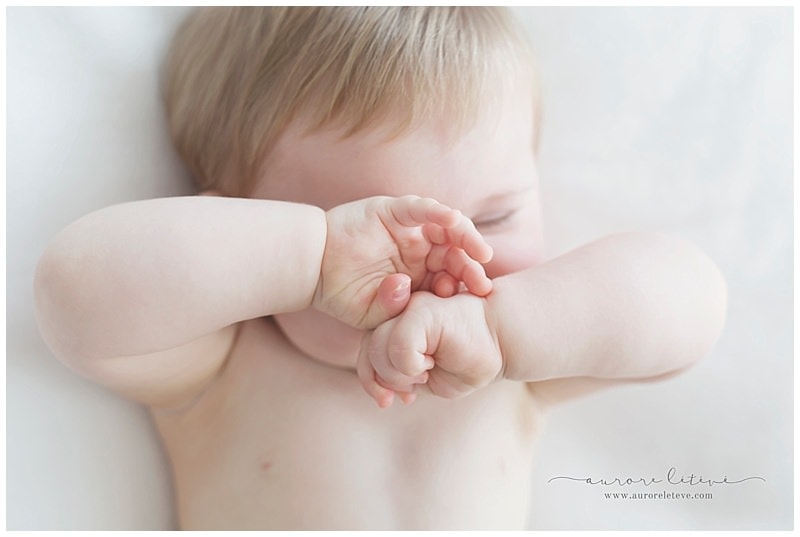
[392,279,410,300]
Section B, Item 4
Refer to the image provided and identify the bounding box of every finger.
[370,273,411,324]
[388,196,459,228]
[427,246,493,297]
[424,219,493,264]
[372,354,428,394]
[386,196,493,264]
[424,243,449,273]
[398,390,417,405]
[357,333,397,409]
[386,331,435,380]
[460,260,493,297]
[364,320,425,397]
[431,272,459,298]
[375,371,425,395]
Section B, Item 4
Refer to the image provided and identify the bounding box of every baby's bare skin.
[35,80,726,530]
[153,317,540,530]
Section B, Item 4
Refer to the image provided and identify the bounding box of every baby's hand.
[356,291,503,408]
[313,196,493,329]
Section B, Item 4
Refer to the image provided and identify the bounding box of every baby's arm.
[358,232,727,407]
[34,195,491,407]
[491,232,727,387]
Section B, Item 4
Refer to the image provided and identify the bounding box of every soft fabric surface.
[7,7,792,530]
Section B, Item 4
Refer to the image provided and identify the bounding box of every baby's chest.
[210,373,537,522]
[157,339,543,529]
[215,357,538,479]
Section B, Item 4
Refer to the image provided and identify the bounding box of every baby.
[33,7,727,530]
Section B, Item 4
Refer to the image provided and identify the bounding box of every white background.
[6,7,793,530]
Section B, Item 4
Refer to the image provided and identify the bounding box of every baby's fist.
[356,291,504,408]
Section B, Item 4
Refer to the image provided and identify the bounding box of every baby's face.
[254,84,544,279]
[252,84,543,367]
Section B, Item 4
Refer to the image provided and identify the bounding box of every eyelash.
[474,210,516,229]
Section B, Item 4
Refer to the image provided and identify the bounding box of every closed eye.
[473,209,518,230]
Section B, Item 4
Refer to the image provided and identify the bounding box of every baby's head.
[165,9,538,183]
[164,7,544,366]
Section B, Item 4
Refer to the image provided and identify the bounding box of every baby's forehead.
[255,90,537,212]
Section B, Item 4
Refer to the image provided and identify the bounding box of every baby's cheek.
[480,202,545,279]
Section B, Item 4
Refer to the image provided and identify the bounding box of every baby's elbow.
[33,239,92,368]
[34,246,70,353]
[617,232,727,375]
[663,234,728,370]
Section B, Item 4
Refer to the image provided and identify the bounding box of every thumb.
[371,273,411,324]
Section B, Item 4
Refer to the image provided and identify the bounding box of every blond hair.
[162,7,539,196]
